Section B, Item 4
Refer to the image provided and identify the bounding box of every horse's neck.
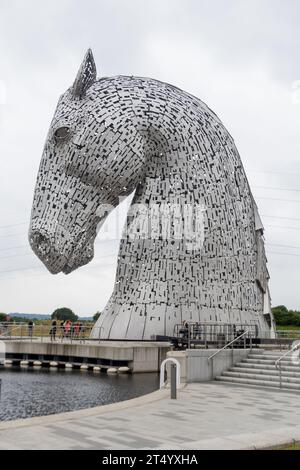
[113,82,237,297]
[115,142,203,296]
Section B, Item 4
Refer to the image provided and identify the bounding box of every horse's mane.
[93,75,223,127]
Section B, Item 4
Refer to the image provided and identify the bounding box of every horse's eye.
[54,126,71,142]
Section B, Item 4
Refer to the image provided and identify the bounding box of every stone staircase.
[216,350,300,390]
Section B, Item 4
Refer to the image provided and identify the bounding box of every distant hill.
[9,313,50,320]
[9,313,93,321]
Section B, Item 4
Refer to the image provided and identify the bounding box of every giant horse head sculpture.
[29,50,275,339]
[29,49,145,274]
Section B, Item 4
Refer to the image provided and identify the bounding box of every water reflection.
[0,367,159,421]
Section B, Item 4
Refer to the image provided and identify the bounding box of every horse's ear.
[71,48,97,99]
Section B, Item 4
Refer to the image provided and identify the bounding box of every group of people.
[49,320,85,341]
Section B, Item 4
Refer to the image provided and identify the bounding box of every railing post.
[160,358,181,390]
[170,363,177,399]
[279,362,282,389]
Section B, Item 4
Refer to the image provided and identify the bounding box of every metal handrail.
[207,330,252,380]
[275,342,300,367]
[0,325,23,339]
[207,330,252,362]
[0,322,95,343]
[275,341,300,388]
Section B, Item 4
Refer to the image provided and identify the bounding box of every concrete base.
[4,340,171,373]
[167,348,261,382]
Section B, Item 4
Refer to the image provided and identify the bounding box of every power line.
[253,185,300,193]
[268,251,300,258]
[0,232,25,239]
[0,265,45,274]
[0,252,117,275]
[0,241,298,261]
[0,253,32,260]
[0,244,27,252]
[265,224,300,231]
[267,243,300,250]
[262,214,300,222]
[257,196,300,204]
[0,259,116,282]
[0,242,117,259]
[0,265,116,282]
[248,169,300,177]
[0,222,27,230]
[0,241,297,262]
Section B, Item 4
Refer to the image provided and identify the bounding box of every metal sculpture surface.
[29,49,275,339]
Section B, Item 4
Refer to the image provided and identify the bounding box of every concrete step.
[229,367,300,378]
[235,362,300,372]
[222,370,300,384]
[216,375,300,390]
[248,353,300,361]
[242,358,298,366]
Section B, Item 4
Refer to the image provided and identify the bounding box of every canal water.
[0,367,159,421]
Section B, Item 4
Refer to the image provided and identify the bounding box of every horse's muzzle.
[29,230,68,274]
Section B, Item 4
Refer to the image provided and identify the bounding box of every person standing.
[64,320,72,338]
[59,320,65,339]
[50,320,57,341]
[28,320,34,338]
[74,321,80,338]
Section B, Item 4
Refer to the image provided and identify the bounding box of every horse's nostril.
[29,231,51,255]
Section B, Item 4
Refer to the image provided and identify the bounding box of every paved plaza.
[1,382,300,450]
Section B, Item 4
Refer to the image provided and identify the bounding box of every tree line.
[3,306,298,327]
[272,305,300,327]
[0,309,102,323]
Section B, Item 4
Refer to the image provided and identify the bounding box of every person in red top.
[64,320,72,338]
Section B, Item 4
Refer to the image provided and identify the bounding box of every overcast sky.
[0,0,299,316]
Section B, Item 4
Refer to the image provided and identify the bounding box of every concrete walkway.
[1,382,300,450]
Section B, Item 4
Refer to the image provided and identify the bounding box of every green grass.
[276,325,300,331]
[274,442,300,450]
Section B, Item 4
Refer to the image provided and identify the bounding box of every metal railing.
[173,322,258,348]
[276,330,300,339]
[207,330,252,379]
[1,319,299,347]
[275,342,300,388]
[0,322,97,344]
[0,324,24,340]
